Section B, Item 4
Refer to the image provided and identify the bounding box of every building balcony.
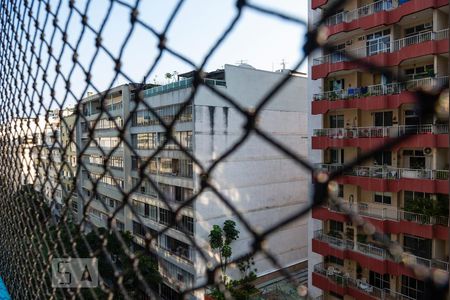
[323,0,448,37]
[312,263,415,300]
[311,76,448,114]
[319,164,449,194]
[312,230,449,276]
[312,203,449,240]
[312,124,449,150]
[312,29,449,79]
[312,0,328,9]
[143,78,226,98]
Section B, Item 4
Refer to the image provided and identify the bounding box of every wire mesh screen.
[0,0,448,299]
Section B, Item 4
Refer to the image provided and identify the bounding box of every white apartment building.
[77,64,309,299]
[0,117,46,189]
[35,107,77,219]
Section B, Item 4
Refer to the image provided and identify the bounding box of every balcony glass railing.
[314,230,449,272]
[325,0,400,27]
[313,76,449,101]
[143,78,226,98]
[313,124,449,138]
[313,29,448,65]
[327,201,449,227]
[319,164,449,181]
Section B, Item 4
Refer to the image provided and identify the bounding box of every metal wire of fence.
[0,0,448,299]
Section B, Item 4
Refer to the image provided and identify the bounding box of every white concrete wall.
[192,65,309,297]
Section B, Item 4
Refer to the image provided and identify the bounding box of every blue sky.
[26,0,308,109]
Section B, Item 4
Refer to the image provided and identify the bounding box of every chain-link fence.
[0,0,448,299]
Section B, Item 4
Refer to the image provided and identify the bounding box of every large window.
[132,103,193,127]
[132,200,158,221]
[401,275,425,300]
[374,151,392,166]
[369,271,390,290]
[373,111,393,126]
[403,234,432,259]
[329,220,343,233]
[366,29,391,56]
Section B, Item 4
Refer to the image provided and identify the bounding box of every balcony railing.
[314,230,449,272]
[319,164,449,181]
[313,124,449,138]
[105,102,123,112]
[313,29,448,65]
[313,262,415,300]
[313,76,449,101]
[327,201,450,227]
[143,78,226,98]
[325,0,400,27]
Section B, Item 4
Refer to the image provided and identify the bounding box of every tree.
[165,72,173,83]
[209,220,239,276]
[209,220,259,300]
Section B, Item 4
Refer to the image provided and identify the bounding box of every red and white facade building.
[308,0,449,299]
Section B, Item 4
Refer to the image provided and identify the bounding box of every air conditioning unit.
[423,147,432,156]
[346,40,353,45]
[424,22,432,29]
[358,36,365,41]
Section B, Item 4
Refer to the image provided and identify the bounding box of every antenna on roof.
[236,59,248,65]
[281,59,287,70]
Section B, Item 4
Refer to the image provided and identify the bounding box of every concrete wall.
[193,65,309,298]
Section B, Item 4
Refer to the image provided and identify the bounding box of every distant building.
[77,64,310,299]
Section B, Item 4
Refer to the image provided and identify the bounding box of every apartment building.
[308,0,449,299]
[35,109,73,219]
[0,118,46,189]
[77,64,309,299]
[60,108,78,221]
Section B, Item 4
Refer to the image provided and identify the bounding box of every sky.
[22,0,308,110]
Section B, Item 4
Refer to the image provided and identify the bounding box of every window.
[159,208,174,226]
[132,103,193,127]
[71,200,78,212]
[404,23,432,37]
[404,64,434,79]
[160,283,182,300]
[326,255,344,266]
[132,200,158,221]
[366,29,391,56]
[329,115,344,128]
[374,151,392,166]
[180,216,194,235]
[404,191,431,208]
[401,275,425,300]
[374,111,393,126]
[403,235,432,259]
[338,184,344,198]
[330,149,344,164]
[115,220,124,231]
[374,192,392,205]
[329,220,343,233]
[369,271,390,290]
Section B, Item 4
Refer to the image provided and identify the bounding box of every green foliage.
[209,225,224,250]
[223,220,240,244]
[209,255,259,300]
[404,196,449,223]
[209,220,240,275]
